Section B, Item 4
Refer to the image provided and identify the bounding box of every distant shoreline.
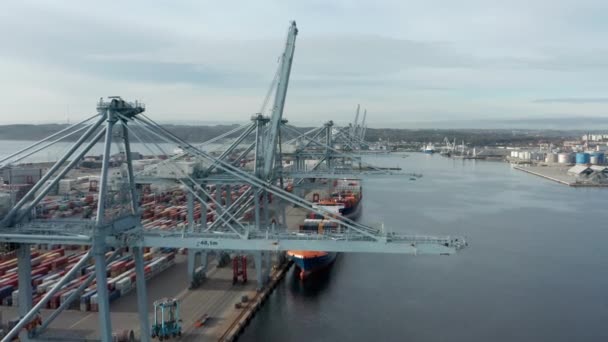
[0,123,583,146]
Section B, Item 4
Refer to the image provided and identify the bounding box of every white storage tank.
[590,155,599,165]
[531,152,545,161]
[518,151,531,160]
[510,151,519,158]
[557,153,572,164]
[545,153,558,163]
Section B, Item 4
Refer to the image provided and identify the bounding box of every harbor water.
[241,153,608,342]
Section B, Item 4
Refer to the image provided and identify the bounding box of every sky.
[1,0,608,128]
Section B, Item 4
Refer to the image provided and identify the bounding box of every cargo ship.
[288,179,361,280]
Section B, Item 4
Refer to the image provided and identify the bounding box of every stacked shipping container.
[0,247,176,312]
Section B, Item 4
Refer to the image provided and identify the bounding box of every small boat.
[422,144,435,154]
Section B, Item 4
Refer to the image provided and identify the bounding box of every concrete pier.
[218,260,293,342]
[514,165,608,187]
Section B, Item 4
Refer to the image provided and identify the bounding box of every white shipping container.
[58,179,76,194]
[116,277,131,289]
[11,290,19,307]
[119,283,133,296]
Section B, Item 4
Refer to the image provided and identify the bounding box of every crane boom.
[359,109,367,140]
[262,21,298,179]
[352,104,360,138]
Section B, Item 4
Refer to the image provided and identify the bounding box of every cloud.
[533,98,608,104]
[1,1,608,126]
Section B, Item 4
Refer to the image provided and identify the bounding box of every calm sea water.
[241,153,608,342]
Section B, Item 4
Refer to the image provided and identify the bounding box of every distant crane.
[360,109,368,141]
[441,137,457,154]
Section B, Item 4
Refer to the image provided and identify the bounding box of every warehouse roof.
[568,165,593,175]
[590,165,608,172]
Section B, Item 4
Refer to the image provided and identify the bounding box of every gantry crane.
[0,21,466,342]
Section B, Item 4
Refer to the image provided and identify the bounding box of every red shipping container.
[0,258,17,268]
[50,248,65,257]
[68,253,85,262]
[38,260,53,270]
[52,256,68,269]
[31,266,49,277]
[111,261,126,271]
[31,256,44,267]
[0,260,18,272]
[0,276,19,288]
[50,290,66,309]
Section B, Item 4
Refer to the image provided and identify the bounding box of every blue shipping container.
[80,290,96,303]
[108,290,120,302]
[0,285,14,300]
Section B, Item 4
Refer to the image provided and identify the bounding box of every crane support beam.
[204,123,256,175]
[2,116,106,226]
[139,233,464,254]
[17,244,32,341]
[0,123,93,169]
[0,228,466,255]
[0,114,96,166]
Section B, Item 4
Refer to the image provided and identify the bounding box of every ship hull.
[289,252,337,280]
[340,198,362,220]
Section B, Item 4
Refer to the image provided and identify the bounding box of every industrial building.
[0,167,43,185]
